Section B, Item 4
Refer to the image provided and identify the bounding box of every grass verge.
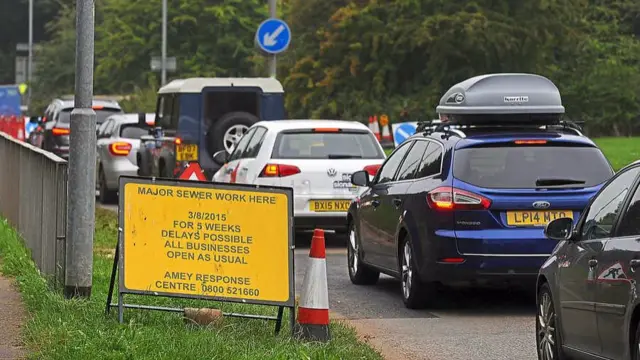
[384,136,640,171]
[0,211,381,360]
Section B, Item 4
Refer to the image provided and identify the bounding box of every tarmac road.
[100,204,537,360]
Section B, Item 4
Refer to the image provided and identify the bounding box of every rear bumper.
[51,146,69,160]
[415,230,549,286]
[294,214,348,232]
[419,255,544,286]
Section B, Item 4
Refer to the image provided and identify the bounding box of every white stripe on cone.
[298,257,329,310]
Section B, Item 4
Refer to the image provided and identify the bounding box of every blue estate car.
[346,73,615,308]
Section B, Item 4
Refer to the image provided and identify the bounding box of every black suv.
[35,98,123,159]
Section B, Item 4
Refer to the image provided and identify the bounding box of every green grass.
[0,211,381,360]
[593,137,640,171]
[384,136,640,171]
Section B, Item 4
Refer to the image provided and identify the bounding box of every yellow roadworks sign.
[118,177,294,306]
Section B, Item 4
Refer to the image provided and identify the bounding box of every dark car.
[538,160,640,360]
[346,73,615,309]
[37,98,123,159]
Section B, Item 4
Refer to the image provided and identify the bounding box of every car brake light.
[92,105,104,110]
[259,163,301,177]
[427,186,491,211]
[42,116,47,122]
[514,140,547,145]
[52,127,70,136]
[174,138,182,145]
[363,164,381,176]
[312,128,341,133]
[109,141,132,156]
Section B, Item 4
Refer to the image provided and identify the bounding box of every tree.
[95,0,269,94]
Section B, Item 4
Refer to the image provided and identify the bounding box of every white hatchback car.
[212,119,386,234]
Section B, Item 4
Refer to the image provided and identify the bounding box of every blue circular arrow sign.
[394,123,417,145]
[255,18,292,55]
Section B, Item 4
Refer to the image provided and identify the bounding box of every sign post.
[255,17,291,78]
[106,176,295,334]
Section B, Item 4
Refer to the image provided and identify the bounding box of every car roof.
[158,77,284,94]
[108,113,155,124]
[55,99,122,110]
[253,119,370,132]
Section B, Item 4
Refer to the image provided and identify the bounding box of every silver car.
[96,113,155,203]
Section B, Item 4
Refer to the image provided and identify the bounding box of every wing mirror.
[351,170,370,187]
[212,150,228,166]
[544,217,574,241]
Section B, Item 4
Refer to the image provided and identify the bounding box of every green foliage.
[24,0,640,135]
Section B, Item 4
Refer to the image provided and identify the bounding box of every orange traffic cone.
[296,229,331,342]
[369,116,381,140]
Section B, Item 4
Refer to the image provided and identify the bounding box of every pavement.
[101,203,538,360]
[0,275,26,360]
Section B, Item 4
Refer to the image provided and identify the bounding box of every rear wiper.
[535,178,586,187]
[327,154,362,159]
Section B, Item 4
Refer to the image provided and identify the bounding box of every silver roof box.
[436,73,565,120]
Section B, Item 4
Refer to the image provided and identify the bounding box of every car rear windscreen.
[59,108,122,125]
[453,145,613,189]
[120,124,150,139]
[272,130,384,159]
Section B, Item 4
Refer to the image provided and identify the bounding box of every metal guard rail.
[0,131,67,288]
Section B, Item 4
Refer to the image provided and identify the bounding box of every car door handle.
[392,198,402,207]
[588,259,598,268]
[372,199,380,207]
[630,259,640,269]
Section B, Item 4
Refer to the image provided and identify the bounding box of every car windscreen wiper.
[327,154,362,159]
[535,178,586,187]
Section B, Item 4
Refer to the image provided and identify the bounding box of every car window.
[58,108,121,125]
[156,95,178,133]
[271,130,384,159]
[416,142,444,178]
[97,120,110,138]
[376,141,412,185]
[615,169,640,237]
[227,128,257,162]
[120,124,151,139]
[396,140,428,181]
[242,127,267,159]
[103,120,116,137]
[453,145,613,189]
[581,167,640,240]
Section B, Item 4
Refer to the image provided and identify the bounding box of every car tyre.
[347,222,379,285]
[207,111,259,154]
[634,321,640,360]
[98,168,117,204]
[400,234,435,309]
[536,283,566,360]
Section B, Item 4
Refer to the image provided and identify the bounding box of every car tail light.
[92,105,104,110]
[363,164,381,176]
[259,163,301,177]
[439,257,465,264]
[109,141,132,156]
[52,127,70,136]
[427,186,491,211]
[514,140,547,145]
[174,138,182,145]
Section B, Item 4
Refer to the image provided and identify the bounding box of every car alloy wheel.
[348,228,359,276]
[537,287,558,360]
[401,241,413,300]
[223,124,248,153]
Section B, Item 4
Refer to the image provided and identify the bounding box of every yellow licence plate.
[310,200,351,212]
[506,210,574,227]
[176,144,198,161]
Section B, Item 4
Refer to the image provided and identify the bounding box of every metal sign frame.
[105,176,295,335]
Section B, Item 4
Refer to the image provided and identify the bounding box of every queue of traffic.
[18,72,640,360]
